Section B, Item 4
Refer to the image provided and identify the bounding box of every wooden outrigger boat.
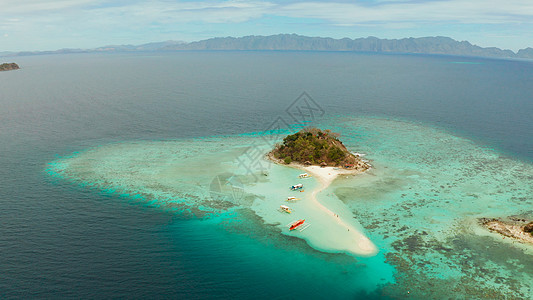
[287,219,310,231]
[289,219,305,231]
[280,205,292,214]
[290,183,303,190]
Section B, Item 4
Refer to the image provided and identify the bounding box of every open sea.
[1,51,532,299]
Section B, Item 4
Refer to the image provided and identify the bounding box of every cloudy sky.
[1,0,532,52]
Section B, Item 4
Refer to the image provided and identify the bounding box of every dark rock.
[523,222,533,233]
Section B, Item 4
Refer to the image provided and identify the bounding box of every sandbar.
[300,165,377,255]
[267,154,378,256]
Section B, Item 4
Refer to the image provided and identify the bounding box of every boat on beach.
[289,219,306,231]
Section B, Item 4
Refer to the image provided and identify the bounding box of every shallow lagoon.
[48,116,533,298]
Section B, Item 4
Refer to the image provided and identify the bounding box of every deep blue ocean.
[0,51,532,298]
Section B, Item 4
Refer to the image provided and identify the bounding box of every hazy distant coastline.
[2,34,533,60]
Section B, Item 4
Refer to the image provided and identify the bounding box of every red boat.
[289,219,305,231]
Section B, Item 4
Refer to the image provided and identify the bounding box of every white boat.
[290,183,303,190]
[298,173,311,178]
[287,196,300,201]
[280,205,292,214]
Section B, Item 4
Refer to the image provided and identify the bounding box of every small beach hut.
[320,162,328,168]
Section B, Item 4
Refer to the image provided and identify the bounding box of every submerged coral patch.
[48,117,533,298]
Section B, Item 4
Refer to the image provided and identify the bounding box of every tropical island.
[267,128,377,256]
[269,127,370,170]
[0,63,20,71]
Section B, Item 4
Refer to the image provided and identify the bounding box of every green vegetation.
[270,127,364,167]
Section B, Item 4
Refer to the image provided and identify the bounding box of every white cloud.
[1,0,532,26]
[111,1,276,24]
[1,0,533,51]
[278,0,533,25]
[0,0,101,13]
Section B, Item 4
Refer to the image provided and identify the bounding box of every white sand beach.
[297,165,378,256]
[262,152,377,256]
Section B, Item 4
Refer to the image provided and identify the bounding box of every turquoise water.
[2,52,532,298]
[47,116,533,298]
[46,130,396,297]
[326,117,533,297]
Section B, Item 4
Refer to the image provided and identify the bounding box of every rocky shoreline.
[479,217,533,245]
[266,151,370,172]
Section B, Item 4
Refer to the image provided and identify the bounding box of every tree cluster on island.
[269,127,369,169]
[0,63,20,71]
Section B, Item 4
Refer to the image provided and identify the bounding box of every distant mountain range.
[2,34,533,59]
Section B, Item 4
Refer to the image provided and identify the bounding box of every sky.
[1,0,533,52]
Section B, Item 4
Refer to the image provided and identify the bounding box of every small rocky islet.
[0,63,20,71]
[479,217,533,245]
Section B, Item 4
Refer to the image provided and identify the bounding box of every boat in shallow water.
[289,219,305,231]
[280,205,292,214]
[290,183,303,190]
